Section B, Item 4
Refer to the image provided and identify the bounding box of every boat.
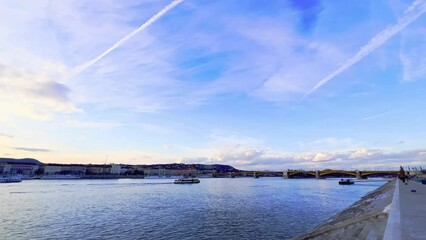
[174,178,200,184]
[0,176,22,183]
[339,179,354,185]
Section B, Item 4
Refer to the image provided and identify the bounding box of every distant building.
[0,162,11,174]
[168,168,198,177]
[193,164,215,176]
[67,165,86,175]
[142,167,197,177]
[110,164,121,175]
[0,158,240,177]
[85,164,114,175]
[43,164,62,175]
[0,158,41,176]
[119,165,135,175]
[143,168,167,176]
[42,164,86,175]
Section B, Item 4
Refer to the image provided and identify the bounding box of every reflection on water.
[0,178,384,239]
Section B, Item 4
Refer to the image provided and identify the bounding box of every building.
[42,164,86,175]
[119,165,134,175]
[85,164,115,175]
[143,168,167,176]
[67,165,87,175]
[110,164,122,175]
[168,168,198,177]
[0,162,11,174]
[142,167,197,177]
[0,158,41,176]
[43,164,62,175]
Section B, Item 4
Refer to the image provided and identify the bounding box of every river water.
[0,178,385,239]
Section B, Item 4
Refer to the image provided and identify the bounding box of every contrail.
[304,0,426,98]
[362,111,390,121]
[75,0,184,75]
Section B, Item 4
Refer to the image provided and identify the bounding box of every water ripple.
[0,178,384,239]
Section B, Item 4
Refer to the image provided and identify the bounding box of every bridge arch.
[288,171,316,178]
[360,171,397,178]
[319,170,357,178]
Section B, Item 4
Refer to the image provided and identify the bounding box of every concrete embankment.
[293,180,395,240]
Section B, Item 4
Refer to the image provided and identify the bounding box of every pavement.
[384,179,426,240]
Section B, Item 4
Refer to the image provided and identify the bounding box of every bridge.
[212,169,398,179]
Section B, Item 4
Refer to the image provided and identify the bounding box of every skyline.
[1,0,426,170]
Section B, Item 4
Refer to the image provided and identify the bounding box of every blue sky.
[0,0,425,170]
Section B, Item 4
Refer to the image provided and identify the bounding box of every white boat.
[174,178,200,184]
[0,176,22,183]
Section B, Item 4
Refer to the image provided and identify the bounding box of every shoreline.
[293,180,395,240]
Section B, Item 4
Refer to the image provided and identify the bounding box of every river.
[0,178,385,239]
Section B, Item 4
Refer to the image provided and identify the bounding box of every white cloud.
[0,65,80,120]
[313,152,333,162]
[399,26,426,82]
[350,148,378,159]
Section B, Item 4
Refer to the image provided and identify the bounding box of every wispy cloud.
[304,0,426,97]
[12,147,51,152]
[64,120,169,134]
[64,120,123,129]
[0,64,80,120]
[362,111,391,121]
[75,0,184,75]
[399,23,426,82]
[0,133,13,139]
[299,137,360,151]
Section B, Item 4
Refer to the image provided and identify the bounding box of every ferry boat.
[174,178,200,184]
[339,179,354,185]
[0,176,22,183]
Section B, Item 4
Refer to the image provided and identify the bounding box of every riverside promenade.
[384,179,426,240]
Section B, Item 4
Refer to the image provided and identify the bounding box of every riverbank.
[293,180,395,240]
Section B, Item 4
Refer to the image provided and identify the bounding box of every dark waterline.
[0,178,385,239]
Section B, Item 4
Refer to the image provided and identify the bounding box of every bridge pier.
[229,172,235,178]
[283,170,289,178]
[356,170,363,179]
[315,170,320,179]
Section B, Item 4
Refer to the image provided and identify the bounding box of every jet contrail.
[362,111,390,121]
[75,0,184,75]
[304,0,426,98]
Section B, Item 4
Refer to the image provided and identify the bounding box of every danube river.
[0,178,385,239]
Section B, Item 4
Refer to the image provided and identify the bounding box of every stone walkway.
[384,179,426,240]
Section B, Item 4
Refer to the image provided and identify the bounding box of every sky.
[0,0,425,170]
